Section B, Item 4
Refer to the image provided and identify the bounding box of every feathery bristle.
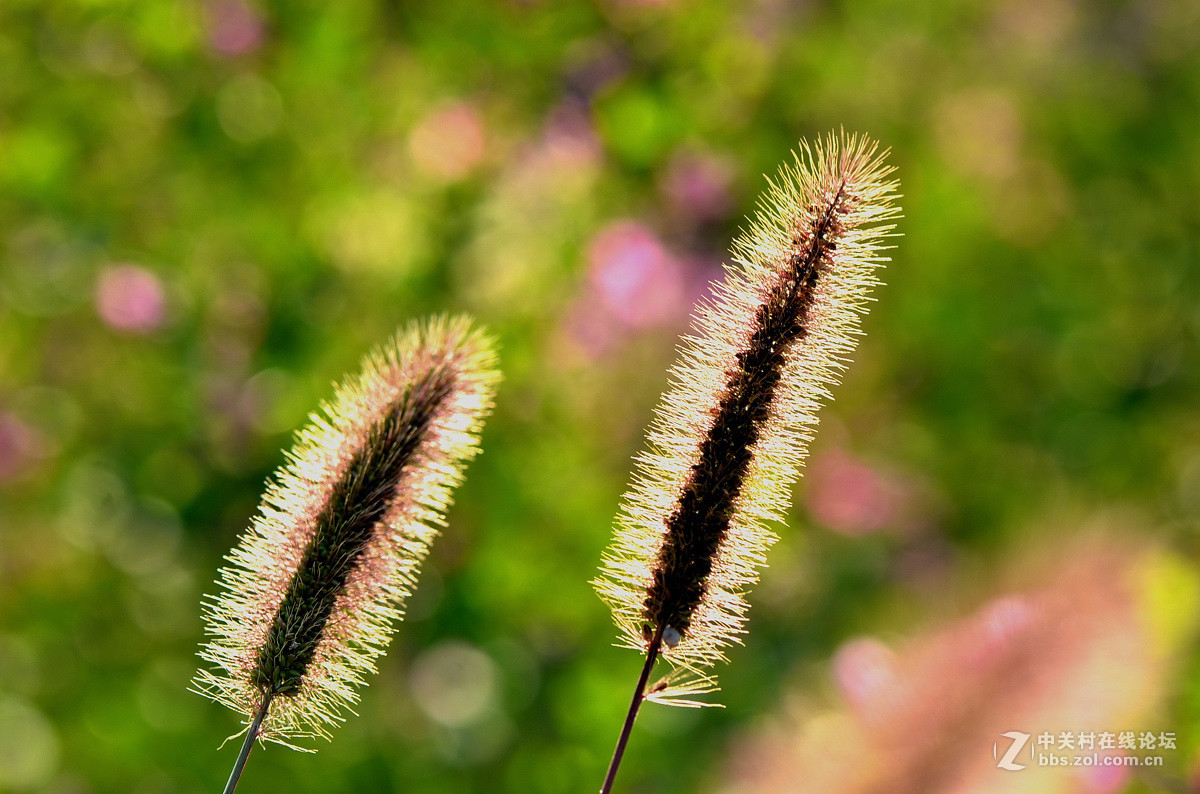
[594,132,900,703]
[192,316,499,747]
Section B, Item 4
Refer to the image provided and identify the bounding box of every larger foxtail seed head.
[594,132,900,704]
[192,316,499,747]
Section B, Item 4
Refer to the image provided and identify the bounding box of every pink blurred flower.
[207,0,265,58]
[0,412,41,482]
[586,220,686,329]
[807,449,913,536]
[410,102,487,181]
[724,537,1174,794]
[968,595,1036,669]
[95,265,166,334]
[662,150,734,222]
[1077,754,1131,794]
[832,638,899,720]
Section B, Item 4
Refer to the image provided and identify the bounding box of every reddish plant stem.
[600,625,664,794]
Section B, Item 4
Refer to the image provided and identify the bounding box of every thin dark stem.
[222,692,273,794]
[600,626,664,794]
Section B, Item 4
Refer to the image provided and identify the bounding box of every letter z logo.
[994,731,1030,770]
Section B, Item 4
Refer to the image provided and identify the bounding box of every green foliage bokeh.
[1,0,1199,792]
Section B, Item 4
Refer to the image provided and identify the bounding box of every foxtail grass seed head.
[193,316,499,747]
[595,132,900,704]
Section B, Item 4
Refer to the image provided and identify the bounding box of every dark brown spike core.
[251,364,457,697]
[643,181,850,638]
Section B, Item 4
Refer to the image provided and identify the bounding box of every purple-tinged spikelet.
[595,133,900,705]
[193,316,498,748]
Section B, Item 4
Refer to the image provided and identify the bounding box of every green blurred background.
[1,0,1199,792]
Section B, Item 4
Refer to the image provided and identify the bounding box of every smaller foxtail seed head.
[192,316,499,747]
